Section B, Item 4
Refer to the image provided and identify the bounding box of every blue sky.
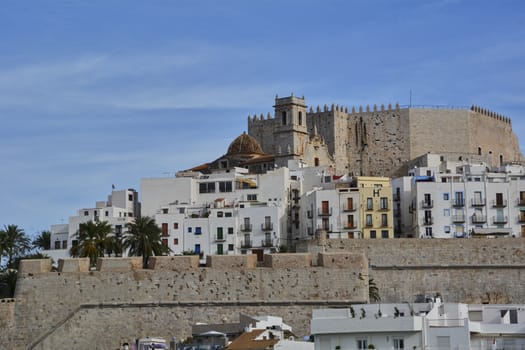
[1,0,525,236]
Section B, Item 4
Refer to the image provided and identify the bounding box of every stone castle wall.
[298,238,525,304]
[248,99,523,177]
[2,253,367,350]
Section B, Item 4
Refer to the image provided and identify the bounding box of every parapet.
[58,258,90,272]
[148,255,200,271]
[96,257,143,272]
[18,259,52,275]
[317,252,368,269]
[470,105,511,124]
[205,254,257,270]
[263,253,312,268]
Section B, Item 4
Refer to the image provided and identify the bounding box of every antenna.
[409,90,412,107]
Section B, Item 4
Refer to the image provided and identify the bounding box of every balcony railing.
[452,215,466,223]
[452,198,465,207]
[317,224,333,232]
[261,222,273,231]
[343,205,356,212]
[241,239,252,249]
[423,217,433,225]
[471,215,487,224]
[421,200,433,209]
[215,234,226,242]
[318,208,333,216]
[343,222,356,230]
[393,193,400,202]
[492,216,508,224]
[240,224,252,232]
[492,199,508,208]
[261,239,273,247]
[471,198,486,206]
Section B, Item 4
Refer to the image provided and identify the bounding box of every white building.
[311,299,525,350]
[47,188,140,262]
[141,167,289,261]
[393,154,525,238]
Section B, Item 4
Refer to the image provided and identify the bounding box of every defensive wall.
[298,237,525,304]
[248,99,523,177]
[0,253,367,350]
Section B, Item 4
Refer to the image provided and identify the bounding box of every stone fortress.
[2,95,525,349]
[248,95,523,177]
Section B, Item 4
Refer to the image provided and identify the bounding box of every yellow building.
[357,177,394,239]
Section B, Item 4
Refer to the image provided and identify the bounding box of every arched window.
[282,111,287,125]
[478,147,481,155]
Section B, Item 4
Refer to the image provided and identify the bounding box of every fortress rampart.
[1,253,367,350]
[248,98,523,177]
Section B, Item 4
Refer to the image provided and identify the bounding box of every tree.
[123,216,170,268]
[0,269,18,298]
[69,221,113,267]
[369,278,381,302]
[32,230,51,251]
[0,225,31,269]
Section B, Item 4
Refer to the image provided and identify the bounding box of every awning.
[471,228,512,236]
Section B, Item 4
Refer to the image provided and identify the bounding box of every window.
[425,227,433,238]
[225,212,232,217]
[199,182,215,193]
[62,240,68,249]
[173,238,179,245]
[128,194,133,201]
[247,194,257,201]
[162,208,168,214]
[443,208,450,216]
[367,198,373,210]
[54,241,61,249]
[357,339,368,350]
[380,197,388,209]
[188,227,192,233]
[217,227,223,240]
[314,157,319,166]
[393,338,405,350]
[370,230,376,239]
[217,244,223,255]
[105,211,109,217]
[228,227,234,234]
[444,226,451,234]
[282,111,287,125]
[84,210,89,216]
[217,211,223,217]
[219,181,232,192]
[115,225,122,236]
[195,227,202,235]
[161,223,168,236]
[381,214,388,227]
[194,244,201,254]
[366,214,373,226]
[173,222,179,229]
[443,193,449,200]
[381,230,389,238]
[162,239,168,247]
[228,244,234,251]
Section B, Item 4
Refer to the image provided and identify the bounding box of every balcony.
[215,234,226,242]
[423,217,433,225]
[518,199,525,206]
[261,222,273,231]
[240,224,252,232]
[492,199,508,208]
[343,205,356,212]
[471,198,486,207]
[393,193,400,202]
[343,222,357,230]
[317,224,333,232]
[452,198,465,207]
[421,200,433,209]
[394,210,401,218]
[318,208,333,217]
[492,216,508,224]
[452,215,466,223]
[241,239,252,249]
[471,214,487,224]
[518,215,525,223]
[261,239,273,247]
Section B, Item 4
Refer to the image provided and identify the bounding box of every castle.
[248,95,523,177]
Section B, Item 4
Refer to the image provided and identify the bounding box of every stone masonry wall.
[3,253,367,350]
[297,238,525,304]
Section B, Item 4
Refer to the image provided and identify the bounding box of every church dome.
[227,132,264,155]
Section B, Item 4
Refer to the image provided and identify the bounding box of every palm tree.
[0,225,31,269]
[32,230,51,251]
[0,269,18,298]
[369,278,381,302]
[69,221,112,267]
[123,216,170,268]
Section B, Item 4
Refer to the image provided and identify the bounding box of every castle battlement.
[471,105,512,125]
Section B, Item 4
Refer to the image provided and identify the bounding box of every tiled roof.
[226,330,279,350]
